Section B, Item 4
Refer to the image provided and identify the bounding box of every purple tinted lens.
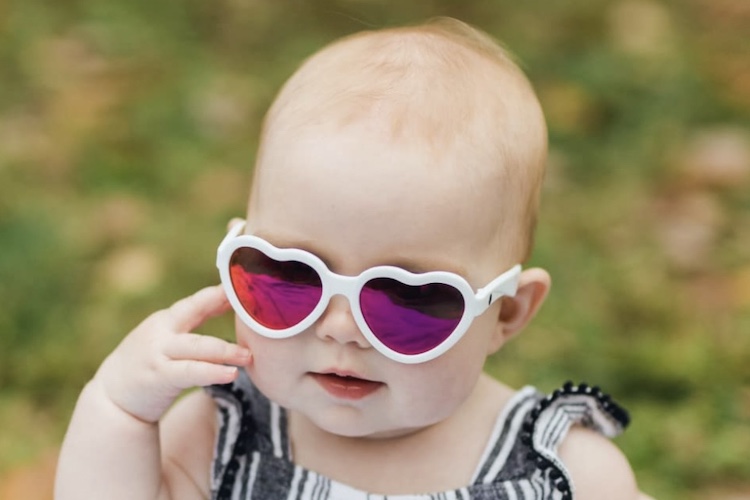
[360,278,465,355]
[229,247,322,330]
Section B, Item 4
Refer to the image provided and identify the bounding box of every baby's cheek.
[233,321,266,369]
[234,324,294,375]
[234,317,259,347]
[234,333,251,350]
[401,357,483,420]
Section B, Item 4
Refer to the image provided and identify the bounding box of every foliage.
[1,1,749,498]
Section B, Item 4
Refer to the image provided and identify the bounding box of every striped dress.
[206,373,629,500]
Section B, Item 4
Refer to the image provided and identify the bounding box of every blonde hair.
[254,18,547,261]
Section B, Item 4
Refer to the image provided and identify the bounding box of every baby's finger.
[167,285,231,332]
[164,333,251,366]
[166,359,240,389]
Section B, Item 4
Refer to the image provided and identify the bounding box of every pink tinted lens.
[229,247,323,330]
[360,278,465,355]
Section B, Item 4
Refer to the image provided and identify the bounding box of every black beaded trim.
[519,381,630,499]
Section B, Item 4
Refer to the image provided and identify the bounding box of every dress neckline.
[275,386,539,498]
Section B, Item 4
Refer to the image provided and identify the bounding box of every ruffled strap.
[519,382,630,499]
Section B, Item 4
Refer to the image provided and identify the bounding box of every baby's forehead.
[249,121,518,271]
[264,22,541,150]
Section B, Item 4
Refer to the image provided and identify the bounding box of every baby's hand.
[94,285,251,423]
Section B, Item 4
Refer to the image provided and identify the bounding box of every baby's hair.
[416,17,523,68]
[255,18,547,262]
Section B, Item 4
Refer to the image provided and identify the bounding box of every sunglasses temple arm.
[475,264,522,309]
[216,219,247,266]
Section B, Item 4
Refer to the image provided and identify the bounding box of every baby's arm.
[55,285,251,500]
[558,426,654,500]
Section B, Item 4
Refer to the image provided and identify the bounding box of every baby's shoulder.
[558,426,639,500]
[161,389,218,440]
[160,390,218,498]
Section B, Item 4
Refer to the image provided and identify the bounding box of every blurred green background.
[1,0,749,498]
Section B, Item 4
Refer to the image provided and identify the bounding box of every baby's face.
[236,121,517,438]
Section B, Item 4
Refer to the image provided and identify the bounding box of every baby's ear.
[488,268,550,353]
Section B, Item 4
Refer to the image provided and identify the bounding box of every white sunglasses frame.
[217,221,522,364]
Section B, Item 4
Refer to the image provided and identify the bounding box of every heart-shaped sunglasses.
[217,221,521,364]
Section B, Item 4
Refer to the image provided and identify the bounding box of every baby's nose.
[313,295,371,349]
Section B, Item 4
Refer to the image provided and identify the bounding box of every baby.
[56,18,652,500]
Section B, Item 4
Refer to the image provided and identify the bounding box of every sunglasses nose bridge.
[323,272,361,307]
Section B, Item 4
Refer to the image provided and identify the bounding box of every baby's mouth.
[310,372,384,400]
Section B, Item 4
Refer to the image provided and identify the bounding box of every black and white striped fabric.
[206,372,628,500]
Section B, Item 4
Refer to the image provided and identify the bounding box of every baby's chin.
[306,412,442,441]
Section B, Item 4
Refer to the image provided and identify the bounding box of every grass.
[1,1,749,498]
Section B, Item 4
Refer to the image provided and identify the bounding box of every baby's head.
[249,18,547,265]
[225,19,550,438]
